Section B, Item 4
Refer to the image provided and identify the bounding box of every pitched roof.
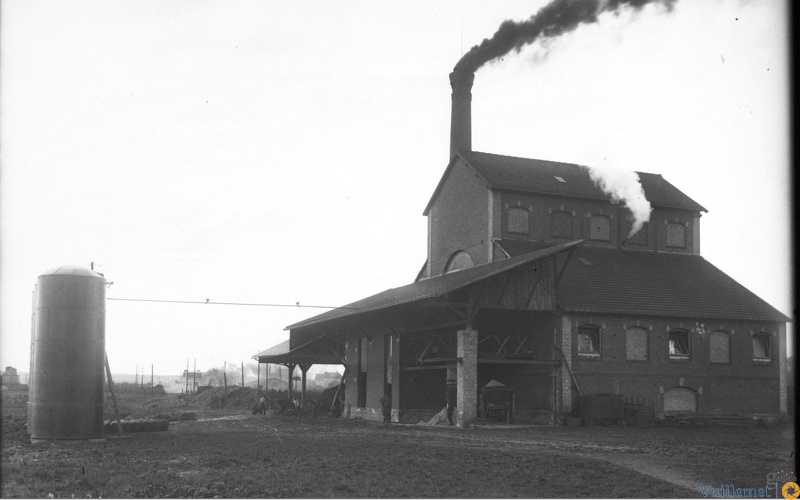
[286,240,581,331]
[496,240,788,322]
[424,151,706,214]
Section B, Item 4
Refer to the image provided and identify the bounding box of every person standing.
[445,379,456,426]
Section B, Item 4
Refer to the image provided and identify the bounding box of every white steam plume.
[583,164,651,239]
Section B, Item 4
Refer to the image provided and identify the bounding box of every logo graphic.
[782,482,799,500]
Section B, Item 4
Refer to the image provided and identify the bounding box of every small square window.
[669,330,690,359]
[554,176,566,183]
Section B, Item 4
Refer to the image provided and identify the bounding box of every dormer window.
[507,207,530,234]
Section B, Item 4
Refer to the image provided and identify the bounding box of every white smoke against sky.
[582,163,652,239]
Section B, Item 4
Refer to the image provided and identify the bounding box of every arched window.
[507,207,530,234]
[551,211,573,239]
[666,222,686,248]
[577,324,601,357]
[444,251,474,274]
[709,330,730,364]
[626,327,648,361]
[589,215,611,241]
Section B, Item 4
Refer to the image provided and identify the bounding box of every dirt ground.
[2,388,795,498]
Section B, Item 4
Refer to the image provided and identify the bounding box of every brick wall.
[427,158,490,277]
[564,314,784,415]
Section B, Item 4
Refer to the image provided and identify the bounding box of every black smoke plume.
[454,0,677,75]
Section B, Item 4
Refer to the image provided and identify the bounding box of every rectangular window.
[626,327,648,361]
[666,222,687,248]
[669,330,690,359]
[577,326,601,357]
[752,334,772,361]
[709,331,731,364]
[589,215,611,241]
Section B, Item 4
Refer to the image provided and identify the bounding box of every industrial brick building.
[260,71,789,426]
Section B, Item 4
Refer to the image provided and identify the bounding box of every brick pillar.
[456,328,478,427]
[560,316,573,414]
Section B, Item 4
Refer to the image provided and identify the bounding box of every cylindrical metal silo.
[28,265,106,441]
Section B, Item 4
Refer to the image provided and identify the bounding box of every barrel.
[28,265,106,441]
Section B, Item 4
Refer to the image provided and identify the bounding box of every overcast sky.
[1,0,791,378]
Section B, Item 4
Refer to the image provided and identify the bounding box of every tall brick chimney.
[449,71,475,161]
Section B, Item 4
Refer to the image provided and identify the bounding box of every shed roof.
[253,337,344,365]
[496,240,789,322]
[424,151,707,214]
[286,240,581,331]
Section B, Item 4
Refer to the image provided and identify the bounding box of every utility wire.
[107,297,360,310]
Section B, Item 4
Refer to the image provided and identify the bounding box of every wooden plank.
[104,352,123,435]
[477,359,560,365]
[401,365,450,371]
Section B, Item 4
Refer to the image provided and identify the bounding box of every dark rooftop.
[424,151,707,214]
[496,240,788,322]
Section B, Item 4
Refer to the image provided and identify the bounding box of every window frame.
[668,329,691,360]
[752,333,773,362]
[577,324,601,359]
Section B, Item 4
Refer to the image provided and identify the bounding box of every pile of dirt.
[314,384,342,415]
[191,386,261,410]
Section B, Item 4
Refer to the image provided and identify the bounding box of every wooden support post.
[185,358,189,394]
[223,361,228,408]
[299,364,312,403]
[331,367,348,414]
[241,362,244,388]
[104,352,123,435]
